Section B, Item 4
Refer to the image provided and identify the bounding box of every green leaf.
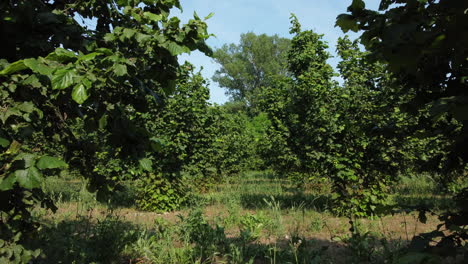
[336,14,359,33]
[98,114,108,129]
[36,155,68,169]
[15,167,43,189]
[0,137,10,148]
[46,48,77,62]
[22,75,42,88]
[72,83,89,104]
[78,52,100,62]
[0,174,17,191]
[14,153,37,168]
[163,42,191,56]
[204,12,215,20]
[0,60,27,76]
[0,107,21,123]
[350,0,365,10]
[24,58,54,75]
[150,137,166,152]
[139,158,153,172]
[51,68,77,90]
[122,28,136,40]
[6,140,21,155]
[113,64,128,76]
[17,102,35,113]
[104,33,116,42]
[143,12,163,22]
[95,48,113,56]
[136,33,151,43]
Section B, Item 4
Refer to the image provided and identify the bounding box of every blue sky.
[174,0,380,104]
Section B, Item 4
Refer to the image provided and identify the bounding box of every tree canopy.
[0,0,212,261]
[212,32,291,108]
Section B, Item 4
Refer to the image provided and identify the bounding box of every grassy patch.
[28,171,461,263]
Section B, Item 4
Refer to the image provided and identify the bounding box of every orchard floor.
[31,171,459,264]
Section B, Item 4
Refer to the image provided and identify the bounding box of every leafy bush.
[136,173,186,213]
[177,209,228,261]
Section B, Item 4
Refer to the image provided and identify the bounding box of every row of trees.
[0,1,265,260]
[211,19,459,216]
[210,0,467,259]
[0,0,255,262]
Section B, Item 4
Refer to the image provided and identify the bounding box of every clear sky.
[174,0,380,104]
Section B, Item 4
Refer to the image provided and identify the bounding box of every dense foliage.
[0,0,212,262]
[337,0,467,260]
[1,0,466,262]
[212,32,291,112]
[259,17,389,216]
[255,14,458,219]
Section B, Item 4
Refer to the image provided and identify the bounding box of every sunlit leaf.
[51,68,77,90]
[36,155,68,169]
[15,167,43,189]
[0,60,27,76]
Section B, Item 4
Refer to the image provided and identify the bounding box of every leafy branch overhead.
[0,0,213,262]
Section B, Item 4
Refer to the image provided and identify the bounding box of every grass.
[28,171,463,264]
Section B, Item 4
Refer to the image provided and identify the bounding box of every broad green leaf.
[95,48,113,56]
[143,12,162,22]
[36,155,68,169]
[163,42,191,56]
[14,153,36,168]
[17,102,35,113]
[98,115,108,129]
[136,33,151,43]
[350,0,365,10]
[104,33,116,42]
[336,14,359,33]
[15,167,43,189]
[51,68,77,90]
[0,174,17,191]
[113,64,128,76]
[139,158,153,172]
[0,107,21,123]
[0,60,27,76]
[46,48,77,62]
[0,137,10,148]
[5,140,21,155]
[122,28,136,39]
[72,83,89,104]
[116,0,129,7]
[78,52,100,62]
[22,75,42,88]
[24,58,54,75]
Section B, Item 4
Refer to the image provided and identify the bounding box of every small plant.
[335,220,382,263]
[309,213,324,232]
[239,213,266,242]
[263,196,284,237]
[177,208,227,261]
[227,243,255,264]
